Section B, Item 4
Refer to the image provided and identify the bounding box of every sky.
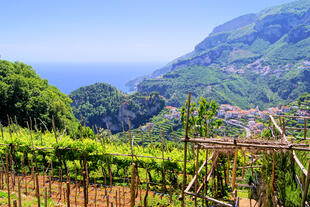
[0,0,295,63]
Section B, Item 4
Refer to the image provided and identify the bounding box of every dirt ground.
[239,198,256,207]
[0,174,152,207]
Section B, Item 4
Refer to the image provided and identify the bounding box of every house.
[255,122,265,130]
[259,111,270,120]
[218,110,225,118]
[220,104,234,111]
[225,111,239,119]
[248,121,256,127]
[281,106,290,113]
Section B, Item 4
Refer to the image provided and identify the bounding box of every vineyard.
[0,118,203,206]
[0,95,309,206]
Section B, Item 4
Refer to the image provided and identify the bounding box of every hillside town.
[163,103,310,136]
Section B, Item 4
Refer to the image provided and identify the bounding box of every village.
[163,103,310,136]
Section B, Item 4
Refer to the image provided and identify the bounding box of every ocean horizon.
[30,62,164,94]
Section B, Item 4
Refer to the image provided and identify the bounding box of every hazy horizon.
[1,0,295,64]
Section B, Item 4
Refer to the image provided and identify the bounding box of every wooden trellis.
[180,92,310,207]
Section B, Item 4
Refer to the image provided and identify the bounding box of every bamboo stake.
[242,152,245,179]
[94,178,97,207]
[74,163,77,205]
[107,194,109,207]
[140,127,144,152]
[226,152,231,185]
[301,160,310,207]
[7,115,12,141]
[52,115,58,144]
[67,180,71,207]
[204,149,209,207]
[59,164,63,202]
[271,151,275,191]
[49,172,52,198]
[130,163,136,207]
[148,125,153,148]
[85,156,89,206]
[13,200,17,207]
[18,180,22,207]
[181,92,191,207]
[160,131,166,192]
[231,149,238,191]
[144,167,149,207]
[36,173,41,207]
[127,118,134,162]
[118,189,121,207]
[304,119,308,140]
[0,122,3,139]
[6,154,11,207]
[194,146,199,207]
[115,190,118,207]
[44,187,48,207]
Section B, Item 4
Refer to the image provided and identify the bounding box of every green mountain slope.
[137,0,310,109]
[70,83,165,133]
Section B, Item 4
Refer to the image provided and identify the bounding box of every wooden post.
[304,119,308,140]
[160,131,166,192]
[118,189,121,207]
[204,149,208,207]
[242,152,245,179]
[231,149,238,191]
[74,163,77,205]
[94,178,97,207]
[194,146,199,207]
[82,157,88,207]
[226,152,230,185]
[148,125,153,148]
[48,172,52,198]
[67,180,71,207]
[0,122,3,139]
[31,157,35,190]
[130,163,136,207]
[283,119,286,136]
[140,127,144,152]
[52,115,58,143]
[301,160,310,207]
[107,194,109,207]
[271,151,275,191]
[181,92,191,207]
[18,180,22,207]
[128,118,134,162]
[6,154,11,207]
[59,164,63,201]
[44,187,48,207]
[115,190,118,207]
[144,167,149,207]
[36,173,41,207]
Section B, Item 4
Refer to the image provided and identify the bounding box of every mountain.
[69,83,165,133]
[137,0,310,109]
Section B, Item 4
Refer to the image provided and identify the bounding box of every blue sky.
[0,0,295,63]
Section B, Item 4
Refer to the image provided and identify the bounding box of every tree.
[0,60,77,131]
[180,96,222,137]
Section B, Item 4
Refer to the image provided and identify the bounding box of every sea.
[30,62,163,94]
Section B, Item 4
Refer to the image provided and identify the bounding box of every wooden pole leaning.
[301,160,310,207]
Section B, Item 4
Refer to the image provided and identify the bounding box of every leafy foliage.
[70,83,165,133]
[0,60,76,130]
[180,97,223,137]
